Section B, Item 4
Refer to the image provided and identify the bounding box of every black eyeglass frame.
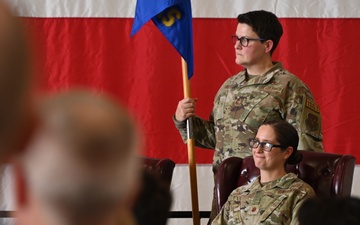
[231,35,266,47]
[249,138,285,152]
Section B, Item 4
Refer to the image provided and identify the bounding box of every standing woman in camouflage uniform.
[174,9,323,173]
[211,120,315,225]
[173,10,323,221]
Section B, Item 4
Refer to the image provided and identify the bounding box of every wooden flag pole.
[181,57,200,225]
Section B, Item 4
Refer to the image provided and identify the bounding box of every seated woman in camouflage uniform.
[211,120,315,225]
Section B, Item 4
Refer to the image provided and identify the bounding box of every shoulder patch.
[305,98,320,113]
[305,113,320,131]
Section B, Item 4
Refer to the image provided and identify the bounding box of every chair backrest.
[214,150,356,213]
[141,157,176,189]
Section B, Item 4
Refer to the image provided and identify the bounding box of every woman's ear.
[284,146,293,160]
[264,40,274,54]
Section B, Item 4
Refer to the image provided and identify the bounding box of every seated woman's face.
[252,125,290,171]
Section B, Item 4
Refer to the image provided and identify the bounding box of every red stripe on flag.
[24,17,360,163]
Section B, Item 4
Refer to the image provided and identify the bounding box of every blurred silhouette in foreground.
[133,169,172,225]
[13,90,142,225]
[0,1,32,224]
[298,196,360,225]
[0,0,32,160]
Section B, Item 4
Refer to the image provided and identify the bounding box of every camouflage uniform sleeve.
[211,196,231,225]
[290,184,316,225]
[284,80,323,152]
[173,114,216,149]
[212,187,246,225]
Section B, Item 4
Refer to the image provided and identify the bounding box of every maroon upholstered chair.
[141,157,176,189]
[214,150,356,213]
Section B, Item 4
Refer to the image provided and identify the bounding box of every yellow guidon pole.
[181,57,200,225]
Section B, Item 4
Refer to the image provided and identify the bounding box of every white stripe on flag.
[7,0,360,18]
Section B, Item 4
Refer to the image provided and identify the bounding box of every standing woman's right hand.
[175,98,197,122]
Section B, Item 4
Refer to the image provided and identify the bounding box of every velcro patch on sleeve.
[305,98,320,113]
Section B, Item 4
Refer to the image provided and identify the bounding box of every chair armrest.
[333,154,356,197]
[215,157,243,213]
[141,157,175,188]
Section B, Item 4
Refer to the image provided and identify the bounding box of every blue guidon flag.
[131,0,194,79]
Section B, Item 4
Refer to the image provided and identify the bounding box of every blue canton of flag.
[131,0,194,79]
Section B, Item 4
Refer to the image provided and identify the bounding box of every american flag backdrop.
[7,0,360,224]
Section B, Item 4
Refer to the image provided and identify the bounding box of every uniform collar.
[244,172,297,191]
[235,62,283,86]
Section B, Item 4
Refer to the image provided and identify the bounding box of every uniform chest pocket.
[230,91,269,120]
[258,194,290,223]
[228,198,244,224]
[230,90,280,125]
[213,89,282,128]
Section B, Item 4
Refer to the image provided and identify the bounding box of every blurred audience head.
[298,196,360,225]
[0,0,32,160]
[15,90,142,225]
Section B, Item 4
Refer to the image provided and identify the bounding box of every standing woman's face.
[252,125,291,172]
[234,23,268,68]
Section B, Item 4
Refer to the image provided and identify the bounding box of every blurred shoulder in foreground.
[298,196,360,225]
[133,169,172,225]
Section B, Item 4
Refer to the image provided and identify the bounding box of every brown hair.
[262,120,302,164]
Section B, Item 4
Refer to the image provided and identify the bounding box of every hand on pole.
[175,98,198,122]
